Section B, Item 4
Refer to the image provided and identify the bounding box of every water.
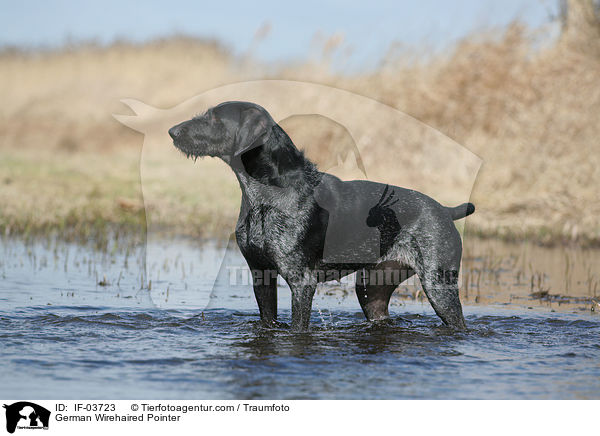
[1,237,599,399]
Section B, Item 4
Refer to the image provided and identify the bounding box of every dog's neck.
[230,125,321,202]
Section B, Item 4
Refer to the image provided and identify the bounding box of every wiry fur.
[169,101,475,331]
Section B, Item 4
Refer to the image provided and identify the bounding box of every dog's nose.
[168,126,181,139]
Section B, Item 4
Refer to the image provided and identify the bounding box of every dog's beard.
[172,141,204,162]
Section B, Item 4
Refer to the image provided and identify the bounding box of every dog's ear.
[233,108,274,157]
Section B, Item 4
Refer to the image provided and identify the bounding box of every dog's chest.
[236,201,308,263]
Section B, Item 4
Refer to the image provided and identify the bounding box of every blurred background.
[2,2,600,401]
[0,0,599,245]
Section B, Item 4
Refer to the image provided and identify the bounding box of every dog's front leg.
[250,266,281,327]
[285,270,317,331]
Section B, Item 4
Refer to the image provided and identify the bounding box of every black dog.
[3,403,50,434]
[169,101,474,331]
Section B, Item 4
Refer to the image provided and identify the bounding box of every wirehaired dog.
[169,101,474,331]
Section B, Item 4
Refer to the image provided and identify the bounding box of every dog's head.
[168,101,275,163]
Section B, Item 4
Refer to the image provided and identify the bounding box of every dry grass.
[1,17,599,244]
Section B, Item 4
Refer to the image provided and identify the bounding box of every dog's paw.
[262,319,289,329]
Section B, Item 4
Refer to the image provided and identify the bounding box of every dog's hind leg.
[420,270,466,330]
[355,261,411,321]
[418,238,467,330]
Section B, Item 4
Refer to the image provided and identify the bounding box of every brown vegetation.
[1,7,599,245]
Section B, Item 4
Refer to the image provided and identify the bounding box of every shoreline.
[3,218,600,249]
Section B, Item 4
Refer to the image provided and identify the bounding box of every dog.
[169,101,474,331]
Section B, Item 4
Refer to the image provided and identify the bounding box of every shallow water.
[1,237,599,399]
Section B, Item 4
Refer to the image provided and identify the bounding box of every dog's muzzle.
[168,125,182,139]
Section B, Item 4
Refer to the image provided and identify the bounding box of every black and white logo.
[3,402,50,434]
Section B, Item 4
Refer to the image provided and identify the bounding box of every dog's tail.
[446,202,475,220]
